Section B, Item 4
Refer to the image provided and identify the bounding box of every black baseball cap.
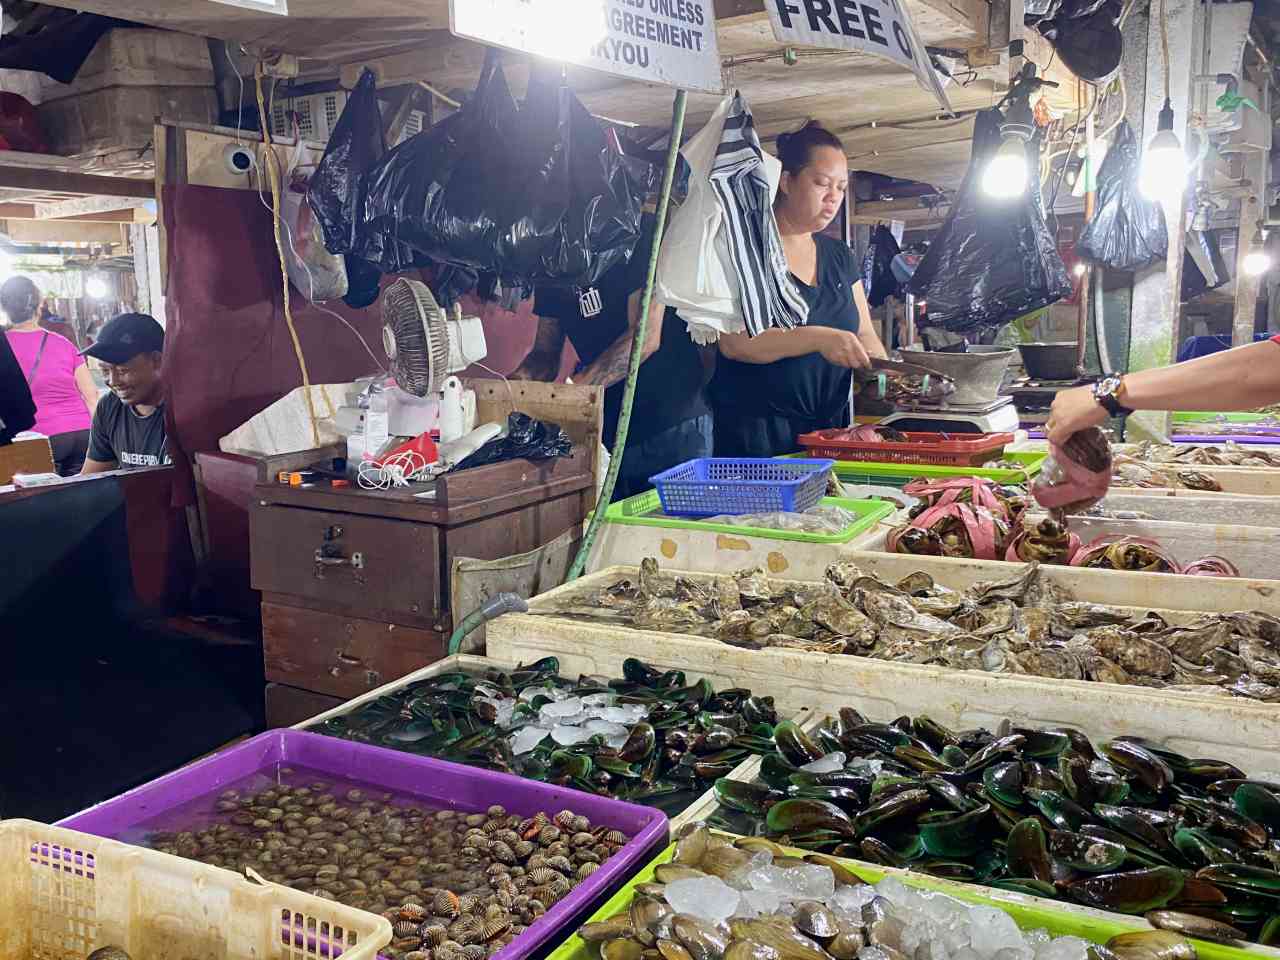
[81,312,164,364]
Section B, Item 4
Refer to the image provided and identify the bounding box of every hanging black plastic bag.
[861,225,901,307]
[1077,121,1167,270]
[456,412,573,470]
[539,78,643,288]
[908,109,1072,333]
[358,55,641,288]
[308,69,385,255]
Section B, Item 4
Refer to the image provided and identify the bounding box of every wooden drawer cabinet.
[251,504,441,627]
[248,446,593,726]
[265,682,344,728]
[262,600,446,698]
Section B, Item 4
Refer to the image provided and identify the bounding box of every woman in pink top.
[3,275,99,475]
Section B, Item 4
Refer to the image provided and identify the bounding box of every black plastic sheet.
[861,225,902,307]
[456,412,573,470]
[308,69,386,257]
[907,110,1073,334]
[357,54,642,289]
[1077,121,1167,271]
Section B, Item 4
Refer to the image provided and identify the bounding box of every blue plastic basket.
[648,457,835,517]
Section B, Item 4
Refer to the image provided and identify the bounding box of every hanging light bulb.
[1072,263,1087,278]
[1139,99,1187,200]
[1243,225,1271,277]
[982,96,1034,199]
[85,274,109,299]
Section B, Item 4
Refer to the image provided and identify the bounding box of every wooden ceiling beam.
[0,167,153,200]
[5,219,128,245]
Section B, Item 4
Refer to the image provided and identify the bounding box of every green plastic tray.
[782,450,1045,487]
[601,492,894,544]
[1173,411,1277,425]
[548,842,1261,960]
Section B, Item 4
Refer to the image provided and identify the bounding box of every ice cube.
[875,876,911,905]
[830,883,877,920]
[785,864,835,901]
[606,731,631,750]
[581,693,613,709]
[967,905,1025,957]
[849,758,884,776]
[542,696,583,718]
[509,726,550,755]
[1024,930,1051,948]
[859,948,890,960]
[551,725,594,746]
[741,888,782,917]
[746,865,793,897]
[663,875,742,922]
[800,752,846,774]
[1035,937,1089,960]
[585,719,629,737]
[992,947,1034,960]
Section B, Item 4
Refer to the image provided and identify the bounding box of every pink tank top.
[5,327,93,436]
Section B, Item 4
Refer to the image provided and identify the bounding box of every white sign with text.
[451,0,724,93]
[766,0,951,110]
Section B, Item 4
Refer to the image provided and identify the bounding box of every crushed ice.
[680,848,1098,960]
[499,685,651,755]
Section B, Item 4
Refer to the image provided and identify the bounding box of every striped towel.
[708,92,810,337]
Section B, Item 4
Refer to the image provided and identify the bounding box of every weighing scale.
[878,395,1022,434]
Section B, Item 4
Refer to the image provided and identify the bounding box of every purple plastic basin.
[1172,433,1280,445]
[60,730,669,960]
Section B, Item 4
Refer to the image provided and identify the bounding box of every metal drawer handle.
[314,549,364,569]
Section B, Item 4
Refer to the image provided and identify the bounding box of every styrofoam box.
[1102,491,1280,525]
[488,558,1280,772]
[587,516,896,578]
[0,818,391,960]
[291,653,811,835]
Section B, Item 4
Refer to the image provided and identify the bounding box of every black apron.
[711,234,862,458]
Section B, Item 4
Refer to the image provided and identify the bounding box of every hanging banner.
[450,0,724,94]
[765,0,951,111]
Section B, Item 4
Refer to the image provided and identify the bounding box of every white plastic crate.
[0,819,391,960]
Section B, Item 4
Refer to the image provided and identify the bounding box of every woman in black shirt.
[711,122,887,458]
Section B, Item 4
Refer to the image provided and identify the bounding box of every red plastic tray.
[796,429,1014,466]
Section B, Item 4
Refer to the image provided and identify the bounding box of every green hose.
[566,89,688,582]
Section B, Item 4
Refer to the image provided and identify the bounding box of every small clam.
[602,939,647,960]
[723,941,780,960]
[793,901,840,940]
[87,949,132,960]
[1145,911,1244,945]
[672,914,731,960]
[656,865,707,884]
[1104,931,1197,960]
[674,826,710,866]
[657,939,694,960]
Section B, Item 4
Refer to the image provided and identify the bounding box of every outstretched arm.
[1048,339,1280,444]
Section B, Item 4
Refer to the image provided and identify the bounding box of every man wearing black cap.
[80,312,169,474]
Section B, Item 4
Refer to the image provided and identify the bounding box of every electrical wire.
[225,42,246,145]
[1159,0,1171,102]
[358,449,433,489]
[255,62,323,448]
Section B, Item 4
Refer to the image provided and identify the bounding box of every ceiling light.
[1072,263,1086,278]
[85,275,109,299]
[1243,225,1271,277]
[1139,99,1187,201]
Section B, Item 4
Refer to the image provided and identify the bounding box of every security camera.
[223,143,257,175]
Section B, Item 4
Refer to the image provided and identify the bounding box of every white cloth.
[656,96,789,345]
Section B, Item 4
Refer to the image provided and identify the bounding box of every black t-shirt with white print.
[87,391,169,468]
